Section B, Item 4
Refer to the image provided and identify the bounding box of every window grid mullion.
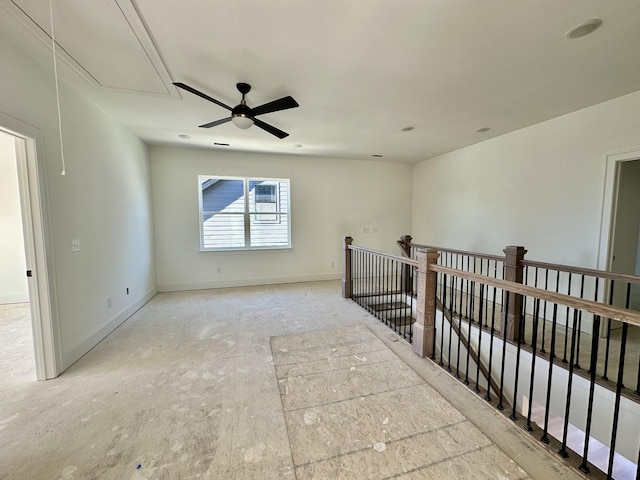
[244,179,251,248]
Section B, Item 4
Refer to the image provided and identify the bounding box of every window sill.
[199,246,292,253]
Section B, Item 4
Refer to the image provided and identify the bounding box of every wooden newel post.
[501,246,527,341]
[413,248,440,358]
[399,235,413,293]
[342,236,353,298]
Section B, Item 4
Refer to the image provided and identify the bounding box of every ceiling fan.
[173,82,299,139]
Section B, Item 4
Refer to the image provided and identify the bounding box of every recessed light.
[401,126,414,132]
[178,134,191,139]
[476,127,490,133]
[294,144,303,148]
[371,154,384,158]
[565,19,602,39]
[214,142,230,147]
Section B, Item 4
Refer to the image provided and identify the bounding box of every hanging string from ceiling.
[49,0,66,176]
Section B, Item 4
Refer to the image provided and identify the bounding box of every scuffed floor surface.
[273,326,529,479]
[0,282,584,479]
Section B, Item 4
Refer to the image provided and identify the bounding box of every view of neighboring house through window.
[199,176,290,250]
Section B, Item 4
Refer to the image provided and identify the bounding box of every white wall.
[0,32,156,372]
[412,90,640,268]
[0,131,28,304]
[151,146,413,291]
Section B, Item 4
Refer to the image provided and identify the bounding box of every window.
[199,176,290,250]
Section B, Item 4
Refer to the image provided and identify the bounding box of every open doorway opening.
[0,130,35,383]
[599,150,640,347]
[0,115,58,381]
[610,158,640,310]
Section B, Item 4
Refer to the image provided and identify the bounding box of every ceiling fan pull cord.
[49,0,66,176]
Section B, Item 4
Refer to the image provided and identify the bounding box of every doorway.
[609,158,640,310]
[0,130,34,382]
[0,115,58,381]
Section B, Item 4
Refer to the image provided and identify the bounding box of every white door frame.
[597,147,640,335]
[598,147,640,272]
[1,112,60,380]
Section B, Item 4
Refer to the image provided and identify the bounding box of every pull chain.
[49,0,66,176]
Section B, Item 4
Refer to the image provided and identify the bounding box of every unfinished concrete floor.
[0,281,585,479]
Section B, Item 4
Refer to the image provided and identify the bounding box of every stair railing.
[344,236,640,479]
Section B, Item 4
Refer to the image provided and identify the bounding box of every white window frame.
[198,175,291,251]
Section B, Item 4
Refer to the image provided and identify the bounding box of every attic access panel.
[12,0,171,95]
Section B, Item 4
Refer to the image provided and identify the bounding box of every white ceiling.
[2,0,640,163]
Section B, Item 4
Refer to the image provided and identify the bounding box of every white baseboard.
[158,273,341,293]
[61,287,158,371]
[0,293,29,304]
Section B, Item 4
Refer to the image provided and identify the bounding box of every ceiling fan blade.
[199,117,232,128]
[173,82,232,111]
[251,96,299,116]
[254,118,289,139]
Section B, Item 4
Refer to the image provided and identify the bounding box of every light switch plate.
[71,239,80,252]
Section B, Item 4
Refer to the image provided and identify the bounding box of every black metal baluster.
[532,267,539,349]
[366,252,371,313]
[465,256,471,321]
[361,251,366,310]
[485,284,498,402]
[579,315,601,474]
[540,269,549,354]
[409,271,415,342]
[541,303,559,445]
[374,253,378,317]
[447,276,455,372]
[574,275,585,370]
[562,273,573,363]
[497,291,510,411]
[521,266,529,345]
[440,273,448,367]
[606,322,629,480]
[590,278,599,374]
[393,259,398,333]
[432,270,437,360]
[453,254,460,314]
[439,272,447,366]
[385,258,391,332]
[484,260,490,328]
[510,302,525,421]
[474,283,484,393]
[472,257,478,322]
[456,274,464,379]
[559,309,580,458]
[603,280,615,380]
[464,285,472,385]
[524,298,541,432]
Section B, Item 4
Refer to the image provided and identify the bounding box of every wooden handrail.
[432,264,640,328]
[521,259,640,285]
[409,240,640,285]
[409,242,504,263]
[348,244,419,267]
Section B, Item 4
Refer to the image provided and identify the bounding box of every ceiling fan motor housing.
[232,103,252,118]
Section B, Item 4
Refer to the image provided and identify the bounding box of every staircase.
[342,235,640,480]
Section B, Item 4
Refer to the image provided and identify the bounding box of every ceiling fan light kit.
[174,81,299,138]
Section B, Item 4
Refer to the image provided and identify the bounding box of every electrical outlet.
[330,260,336,268]
[216,267,223,275]
[71,239,81,252]
[107,297,112,310]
